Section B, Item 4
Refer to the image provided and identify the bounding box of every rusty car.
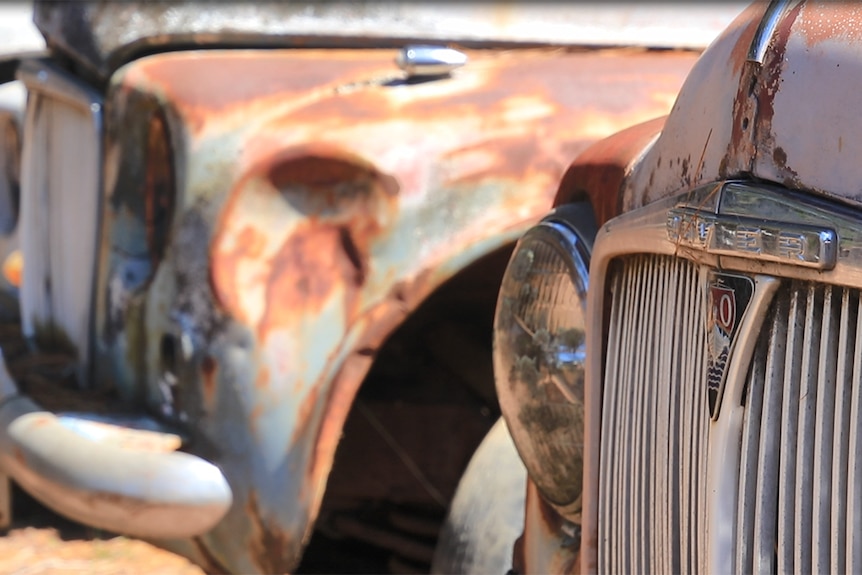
[0,2,745,573]
[488,0,862,573]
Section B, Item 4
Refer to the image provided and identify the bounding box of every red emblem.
[710,285,736,335]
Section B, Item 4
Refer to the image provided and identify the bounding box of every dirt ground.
[0,486,206,575]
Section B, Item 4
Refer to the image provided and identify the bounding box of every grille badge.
[706,272,754,419]
[667,208,837,269]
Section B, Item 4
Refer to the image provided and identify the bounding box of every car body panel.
[623,0,862,215]
[91,46,698,572]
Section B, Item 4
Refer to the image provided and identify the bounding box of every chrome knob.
[396,45,468,77]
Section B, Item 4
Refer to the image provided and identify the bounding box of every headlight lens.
[494,218,589,510]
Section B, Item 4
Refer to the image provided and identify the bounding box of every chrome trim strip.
[17,58,104,382]
[530,204,595,522]
[396,45,468,77]
[597,180,862,289]
[747,0,800,64]
[668,208,837,269]
[707,274,778,575]
[17,59,102,115]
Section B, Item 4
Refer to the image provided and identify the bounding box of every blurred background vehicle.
[0,2,745,573]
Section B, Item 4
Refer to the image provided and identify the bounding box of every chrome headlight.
[493,205,593,512]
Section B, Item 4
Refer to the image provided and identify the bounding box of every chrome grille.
[598,254,710,574]
[737,282,862,574]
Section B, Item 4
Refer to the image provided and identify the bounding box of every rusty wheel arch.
[297,242,516,573]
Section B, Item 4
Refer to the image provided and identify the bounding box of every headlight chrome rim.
[494,208,593,517]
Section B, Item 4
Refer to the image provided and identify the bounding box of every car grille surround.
[596,259,862,574]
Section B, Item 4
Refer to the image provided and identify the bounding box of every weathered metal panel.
[93,46,697,572]
[620,1,768,213]
[31,1,746,80]
[623,0,862,213]
[554,117,665,226]
[750,2,862,204]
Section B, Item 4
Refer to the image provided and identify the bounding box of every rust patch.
[2,250,22,288]
[200,355,217,407]
[723,2,775,174]
[191,537,231,575]
[338,227,366,286]
[773,146,788,168]
[144,110,175,265]
[212,148,399,338]
[748,1,804,182]
[246,490,299,575]
[235,227,267,259]
[249,404,264,434]
[554,117,666,226]
[133,51,394,123]
[210,225,267,322]
[442,134,566,189]
[727,67,758,174]
[255,365,270,390]
[756,2,804,131]
[258,222,356,338]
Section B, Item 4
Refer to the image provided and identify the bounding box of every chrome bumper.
[0,354,232,539]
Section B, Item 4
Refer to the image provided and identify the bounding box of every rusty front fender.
[93,47,697,573]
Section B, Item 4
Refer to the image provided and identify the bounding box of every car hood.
[33,1,747,80]
[625,0,862,210]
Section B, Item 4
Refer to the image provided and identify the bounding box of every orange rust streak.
[200,355,217,407]
[133,50,394,115]
[555,117,666,226]
[255,365,270,390]
[212,152,398,338]
[262,49,698,136]
[125,47,699,147]
[245,490,299,574]
[258,223,348,340]
[2,250,22,288]
[211,225,268,322]
[236,227,268,259]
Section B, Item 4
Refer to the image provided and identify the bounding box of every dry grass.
[0,526,206,575]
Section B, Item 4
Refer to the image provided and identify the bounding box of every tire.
[431,418,526,574]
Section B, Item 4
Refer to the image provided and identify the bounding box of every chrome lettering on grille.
[706,272,754,419]
[667,208,837,269]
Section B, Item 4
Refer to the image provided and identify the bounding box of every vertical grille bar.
[735,282,861,575]
[794,286,822,574]
[831,289,855,574]
[813,288,839,572]
[847,295,862,572]
[735,308,768,574]
[776,289,804,573]
[599,255,709,574]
